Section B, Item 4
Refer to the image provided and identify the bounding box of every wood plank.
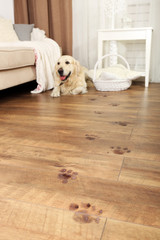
[102,219,160,240]
[0,127,160,160]
[0,115,134,135]
[0,198,106,240]
[119,157,160,187]
[131,134,160,145]
[132,126,160,137]
[0,143,123,181]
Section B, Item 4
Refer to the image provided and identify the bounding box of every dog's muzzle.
[58,68,64,77]
[58,68,71,81]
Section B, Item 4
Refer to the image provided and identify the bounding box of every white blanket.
[0,28,61,93]
[88,64,142,82]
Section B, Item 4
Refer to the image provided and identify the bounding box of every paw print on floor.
[58,169,78,184]
[85,134,97,141]
[94,111,104,114]
[69,202,103,224]
[113,121,128,126]
[109,103,120,107]
[89,98,96,101]
[110,146,131,155]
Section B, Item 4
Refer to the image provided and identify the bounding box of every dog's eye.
[57,62,60,65]
[65,61,70,64]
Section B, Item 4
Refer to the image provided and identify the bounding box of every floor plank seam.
[129,127,134,139]
[100,217,107,240]
[129,108,140,140]
[117,157,125,182]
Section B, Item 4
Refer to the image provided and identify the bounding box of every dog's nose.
[58,68,64,76]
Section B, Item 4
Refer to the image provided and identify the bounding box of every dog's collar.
[59,71,71,86]
[59,81,65,86]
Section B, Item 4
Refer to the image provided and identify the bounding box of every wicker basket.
[93,54,132,91]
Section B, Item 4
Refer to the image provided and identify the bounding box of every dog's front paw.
[51,90,60,98]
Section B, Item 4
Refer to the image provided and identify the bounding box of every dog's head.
[55,55,81,82]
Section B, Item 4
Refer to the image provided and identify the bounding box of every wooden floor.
[0,81,160,240]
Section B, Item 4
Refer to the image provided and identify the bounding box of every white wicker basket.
[93,54,132,91]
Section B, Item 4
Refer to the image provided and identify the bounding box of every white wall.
[73,0,159,82]
[0,0,14,23]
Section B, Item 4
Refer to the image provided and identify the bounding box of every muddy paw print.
[113,121,128,126]
[94,111,104,114]
[89,98,96,101]
[110,146,131,155]
[69,202,103,224]
[85,134,97,141]
[109,103,120,107]
[58,169,78,184]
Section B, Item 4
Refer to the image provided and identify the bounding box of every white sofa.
[0,47,36,90]
[0,17,61,92]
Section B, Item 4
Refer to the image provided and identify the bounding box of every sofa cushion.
[0,66,36,90]
[0,47,35,70]
[13,24,34,41]
[0,17,19,42]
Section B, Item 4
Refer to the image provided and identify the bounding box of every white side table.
[98,28,153,87]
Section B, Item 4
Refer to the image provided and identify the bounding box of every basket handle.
[93,54,130,82]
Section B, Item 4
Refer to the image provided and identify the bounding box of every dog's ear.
[74,60,81,76]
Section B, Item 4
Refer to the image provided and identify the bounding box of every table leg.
[145,30,152,87]
[98,37,103,69]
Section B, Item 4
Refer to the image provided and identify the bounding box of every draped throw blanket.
[0,28,61,93]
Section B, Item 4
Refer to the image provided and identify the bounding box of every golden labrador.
[51,55,87,97]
